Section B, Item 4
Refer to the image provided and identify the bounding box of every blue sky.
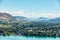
[0,0,60,18]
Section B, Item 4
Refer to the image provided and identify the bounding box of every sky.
[0,0,60,18]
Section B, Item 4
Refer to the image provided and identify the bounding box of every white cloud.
[0,10,60,18]
[13,11,60,18]
[11,10,25,16]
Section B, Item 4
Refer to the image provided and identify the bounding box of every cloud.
[11,10,25,16]
[12,11,60,18]
[0,10,60,18]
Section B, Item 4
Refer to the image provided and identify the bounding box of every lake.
[0,36,60,40]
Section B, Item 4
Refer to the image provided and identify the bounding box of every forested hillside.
[0,12,60,36]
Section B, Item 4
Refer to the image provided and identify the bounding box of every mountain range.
[0,12,28,22]
[0,12,60,23]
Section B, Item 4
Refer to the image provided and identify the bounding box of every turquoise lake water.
[0,36,60,40]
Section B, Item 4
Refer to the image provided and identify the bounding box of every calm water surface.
[0,36,60,40]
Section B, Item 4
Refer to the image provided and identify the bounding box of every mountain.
[0,12,29,22]
[0,12,16,21]
[38,17,60,23]
[48,17,60,23]
[1,12,60,23]
[14,16,28,21]
[32,17,60,23]
[28,17,50,22]
[39,17,49,20]
[36,17,50,22]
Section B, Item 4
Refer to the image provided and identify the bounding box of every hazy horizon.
[0,0,60,18]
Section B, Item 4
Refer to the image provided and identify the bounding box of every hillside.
[0,12,16,21]
[0,12,28,22]
[14,16,28,21]
[0,12,60,36]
